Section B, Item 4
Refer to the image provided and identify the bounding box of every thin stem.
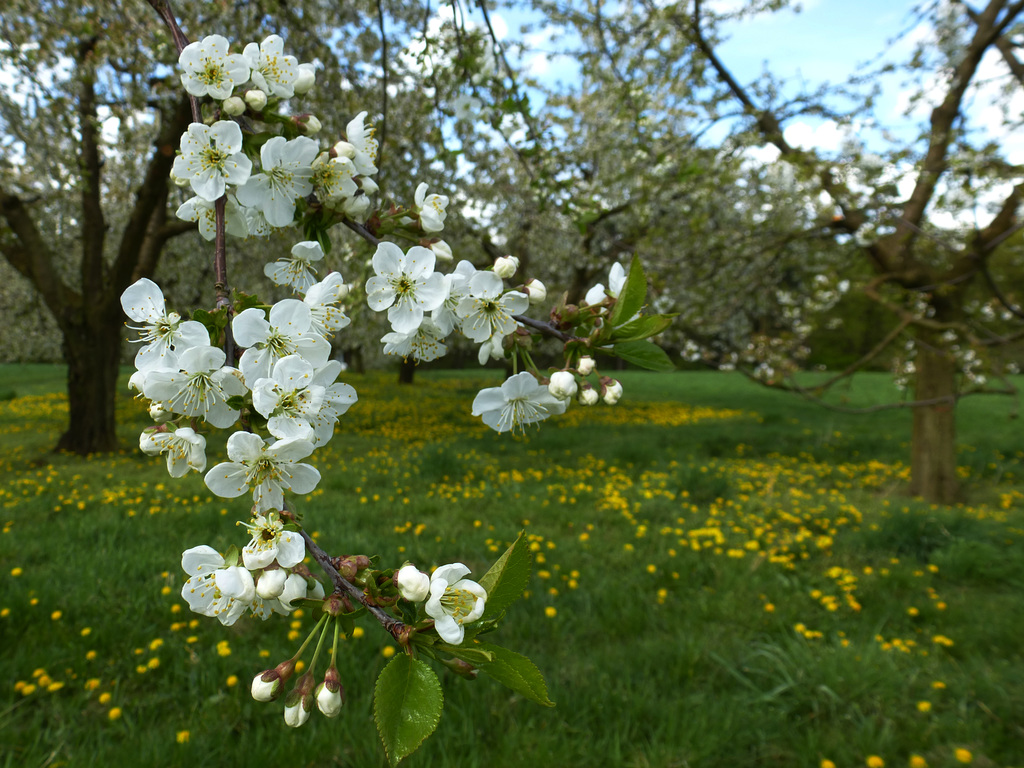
[300,530,407,639]
[145,0,200,123]
[292,612,330,662]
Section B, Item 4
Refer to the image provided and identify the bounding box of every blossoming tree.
[121,1,674,761]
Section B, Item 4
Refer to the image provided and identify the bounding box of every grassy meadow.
[1,365,1023,768]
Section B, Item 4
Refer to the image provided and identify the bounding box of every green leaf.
[478,531,531,620]
[434,641,495,665]
[611,314,676,343]
[611,340,676,372]
[474,642,555,707]
[608,256,646,327]
[374,655,444,766]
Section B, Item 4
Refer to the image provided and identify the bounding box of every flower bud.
[429,239,453,263]
[525,278,547,305]
[244,89,268,112]
[548,371,578,401]
[252,672,282,702]
[294,63,316,95]
[493,256,519,279]
[360,177,379,195]
[342,195,371,219]
[169,170,190,188]
[256,568,288,599]
[332,140,356,160]
[222,96,246,116]
[602,378,623,405]
[316,668,344,717]
[577,356,596,376]
[578,385,598,406]
[283,693,312,727]
[396,565,430,602]
[148,401,172,423]
[301,115,322,136]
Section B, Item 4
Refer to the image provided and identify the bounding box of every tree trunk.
[910,329,959,503]
[55,308,123,454]
[398,358,416,385]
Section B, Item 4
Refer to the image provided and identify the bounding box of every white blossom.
[120,278,209,372]
[381,319,448,362]
[236,136,318,227]
[204,432,320,512]
[396,565,431,602]
[456,271,528,343]
[250,354,325,440]
[233,300,331,384]
[365,242,446,334]
[175,195,248,241]
[345,111,378,176]
[424,563,487,645]
[264,240,324,293]
[471,371,567,433]
[242,35,299,98]
[414,182,449,232]
[139,427,207,477]
[172,121,252,202]
[143,345,246,429]
[178,35,250,100]
[304,273,351,336]
[240,511,305,570]
[584,262,627,306]
[548,371,578,401]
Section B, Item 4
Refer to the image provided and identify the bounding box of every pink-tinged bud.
[222,96,246,116]
[525,278,547,305]
[244,89,267,112]
[301,115,322,135]
[493,256,519,279]
[578,385,598,406]
[577,356,596,376]
[396,565,430,602]
[548,371,578,401]
[602,378,623,405]
[316,668,344,717]
[251,670,283,702]
[294,63,316,95]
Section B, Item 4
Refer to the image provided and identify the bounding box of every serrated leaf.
[374,655,444,766]
[474,642,555,707]
[608,256,646,327]
[611,314,675,343]
[478,531,531,620]
[611,340,676,372]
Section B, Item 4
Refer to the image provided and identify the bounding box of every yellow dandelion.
[176,730,190,744]
[916,701,931,712]
[85,678,101,691]
[294,661,305,673]
[108,707,122,721]
[352,626,365,639]
[544,606,557,618]
[931,681,946,690]
[10,567,22,577]
[86,650,97,661]
[909,756,927,768]
[382,645,396,658]
[866,756,885,768]
[954,749,972,764]
[51,610,62,621]
[821,760,836,768]
[226,675,238,687]
[81,627,92,637]
[99,692,112,704]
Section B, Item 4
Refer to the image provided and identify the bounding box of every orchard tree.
[506,0,1023,502]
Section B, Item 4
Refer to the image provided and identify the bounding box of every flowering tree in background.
[118,1,674,761]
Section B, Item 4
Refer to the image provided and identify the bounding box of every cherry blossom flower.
[233,300,331,384]
[236,136,318,227]
[471,371,567,433]
[120,278,209,372]
[365,242,446,334]
[172,121,252,202]
[304,273,351,337]
[424,563,487,645]
[381,320,448,362]
[242,35,299,98]
[414,182,449,232]
[143,345,246,429]
[547,371,578,401]
[178,35,250,100]
[250,354,325,440]
[456,271,528,343]
[344,111,378,176]
[396,565,430,602]
[239,511,305,570]
[176,195,249,241]
[139,427,207,477]
[311,152,358,203]
[432,260,477,336]
[306,361,358,445]
[204,431,320,512]
[584,262,627,306]
[180,546,255,626]
[264,240,324,293]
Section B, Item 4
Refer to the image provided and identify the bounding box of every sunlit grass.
[1,366,1022,767]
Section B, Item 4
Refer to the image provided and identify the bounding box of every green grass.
[1,366,1022,768]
